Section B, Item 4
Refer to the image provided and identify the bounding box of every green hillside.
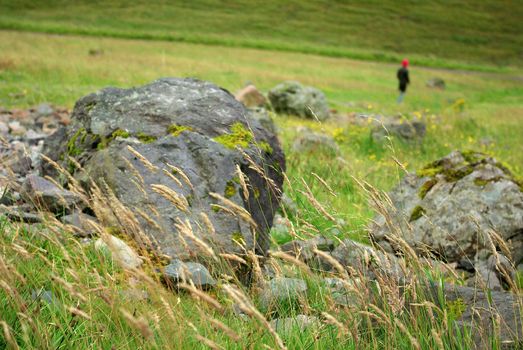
[1,0,522,70]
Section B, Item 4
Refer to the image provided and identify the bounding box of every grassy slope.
[1,30,522,240]
[0,0,522,70]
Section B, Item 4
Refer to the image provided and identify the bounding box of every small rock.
[268,81,330,120]
[163,259,216,289]
[475,262,503,291]
[61,212,98,237]
[36,103,54,116]
[486,253,516,283]
[280,236,334,271]
[426,78,446,90]
[371,116,426,141]
[25,129,48,143]
[323,277,361,307]
[31,289,56,305]
[0,121,8,134]
[269,315,320,333]
[8,121,27,136]
[95,235,143,270]
[292,131,339,155]
[259,277,307,309]
[21,175,85,213]
[235,84,267,108]
[0,205,42,223]
[280,193,298,215]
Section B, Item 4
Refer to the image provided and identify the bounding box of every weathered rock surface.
[235,84,267,108]
[268,81,330,120]
[163,259,216,289]
[371,151,523,286]
[42,78,285,261]
[292,130,339,155]
[426,78,446,89]
[260,277,308,309]
[269,315,320,333]
[370,115,426,141]
[61,212,98,237]
[21,174,85,213]
[95,234,143,270]
[429,283,522,349]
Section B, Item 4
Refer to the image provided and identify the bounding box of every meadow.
[0,10,522,349]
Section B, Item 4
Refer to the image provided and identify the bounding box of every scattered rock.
[0,205,43,223]
[280,236,334,271]
[61,212,98,237]
[235,84,267,108]
[331,239,402,278]
[430,283,522,349]
[31,289,57,305]
[371,116,426,141]
[21,175,85,213]
[426,78,446,90]
[323,277,361,307]
[269,315,320,333]
[268,81,330,120]
[163,259,216,289]
[36,103,54,116]
[371,151,523,288]
[42,78,285,266]
[259,277,307,309]
[95,234,143,270]
[292,131,339,155]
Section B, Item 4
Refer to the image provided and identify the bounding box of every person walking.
[397,59,410,103]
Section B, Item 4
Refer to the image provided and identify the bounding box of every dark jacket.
[397,67,410,92]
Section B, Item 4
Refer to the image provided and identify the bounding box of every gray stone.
[430,283,522,349]
[31,289,57,305]
[95,234,143,270]
[280,236,334,271]
[36,103,54,116]
[426,78,446,89]
[292,131,339,155]
[42,78,285,264]
[371,151,523,279]
[8,121,27,136]
[371,116,426,141]
[268,81,330,120]
[323,277,361,307]
[25,129,48,143]
[61,212,98,237]
[235,84,267,108]
[259,277,307,309]
[0,205,42,223]
[21,175,84,213]
[331,239,402,278]
[0,121,8,134]
[163,259,216,289]
[269,315,320,333]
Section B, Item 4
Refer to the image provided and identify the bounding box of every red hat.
[402,59,409,67]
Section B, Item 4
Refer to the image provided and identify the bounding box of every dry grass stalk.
[210,192,257,228]
[222,284,286,350]
[270,250,313,277]
[165,163,193,191]
[175,218,217,260]
[200,212,216,236]
[120,308,153,339]
[178,283,224,313]
[68,306,92,320]
[198,309,240,342]
[0,320,19,350]
[299,178,336,222]
[219,253,247,265]
[321,312,348,338]
[236,164,249,201]
[312,172,336,197]
[151,184,189,212]
[127,146,159,172]
[162,168,184,188]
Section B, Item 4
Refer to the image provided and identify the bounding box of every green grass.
[0,0,522,70]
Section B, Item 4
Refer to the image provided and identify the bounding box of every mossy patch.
[446,298,466,319]
[167,124,193,137]
[258,141,273,155]
[136,132,157,144]
[409,205,425,222]
[224,180,236,198]
[67,128,87,156]
[111,129,130,138]
[214,122,253,149]
[419,178,437,199]
[231,232,245,245]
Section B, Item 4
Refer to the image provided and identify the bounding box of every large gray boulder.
[371,151,523,276]
[42,78,285,261]
[268,81,330,120]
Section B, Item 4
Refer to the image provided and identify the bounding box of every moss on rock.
[224,180,237,198]
[409,205,425,222]
[419,178,438,199]
[167,124,193,137]
[136,132,157,144]
[214,122,253,149]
